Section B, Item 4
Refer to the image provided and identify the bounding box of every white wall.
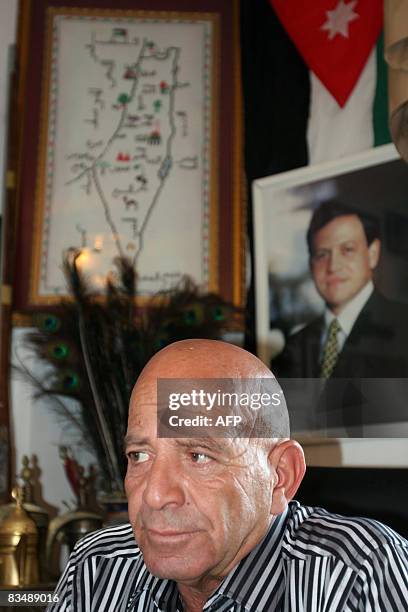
[10,328,96,513]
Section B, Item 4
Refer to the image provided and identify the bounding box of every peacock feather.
[18,251,241,494]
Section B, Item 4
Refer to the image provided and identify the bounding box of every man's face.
[124,376,275,588]
[310,214,380,315]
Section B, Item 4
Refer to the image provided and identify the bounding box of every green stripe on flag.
[373,32,391,147]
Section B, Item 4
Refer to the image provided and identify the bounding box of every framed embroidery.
[12,0,244,311]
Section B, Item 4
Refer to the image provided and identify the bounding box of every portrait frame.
[253,143,404,366]
[253,143,408,449]
[11,0,244,315]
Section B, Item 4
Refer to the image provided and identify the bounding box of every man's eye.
[127,451,149,464]
[191,452,211,464]
[313,251,328,261]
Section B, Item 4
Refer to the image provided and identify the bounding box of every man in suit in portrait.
[272,200,408,431]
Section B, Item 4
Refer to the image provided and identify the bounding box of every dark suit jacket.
[272,291,408,431]
[273,290,408,378]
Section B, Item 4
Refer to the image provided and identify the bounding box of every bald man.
[49,340,408,611]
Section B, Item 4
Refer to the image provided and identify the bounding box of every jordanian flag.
[269,0,390,164]
[241,0,391,351]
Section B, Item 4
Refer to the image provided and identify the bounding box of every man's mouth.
[142,528,200,546]
[146,528,196,537]
[326,277,347,287]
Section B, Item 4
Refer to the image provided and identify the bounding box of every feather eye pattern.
[34,313,62,333]
[19,253,241,494]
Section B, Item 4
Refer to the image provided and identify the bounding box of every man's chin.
[325,289,352,313]
[139,531,211,579]
[142,551,210,583]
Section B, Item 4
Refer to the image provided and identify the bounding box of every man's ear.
[368,238,381,270]
[268,440,306,516]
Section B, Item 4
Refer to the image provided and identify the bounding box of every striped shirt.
[47,500,408,611]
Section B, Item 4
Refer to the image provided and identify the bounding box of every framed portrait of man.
[253,144,408,438]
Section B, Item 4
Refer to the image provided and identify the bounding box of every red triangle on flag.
[270,0,383,107]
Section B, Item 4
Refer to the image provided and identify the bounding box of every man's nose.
[142,454,185,510]
[327,250,341,272]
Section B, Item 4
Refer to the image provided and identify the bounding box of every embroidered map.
[36,13,216,299]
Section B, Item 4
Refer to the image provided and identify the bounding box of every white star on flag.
[321,0,359,40]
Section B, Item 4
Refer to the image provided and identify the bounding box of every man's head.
[124,339,305,591]
[307,200,381,315]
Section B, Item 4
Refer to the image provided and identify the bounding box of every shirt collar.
[130,507,289,611]
[324,281,374,336]
[129,557,180,611]
[205,507,289,609]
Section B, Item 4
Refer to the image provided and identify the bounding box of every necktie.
[320,318,341,379]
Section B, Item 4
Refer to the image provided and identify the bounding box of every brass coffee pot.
[46,465,103,579]
[0,456,50,582]
[0,486,40,586]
